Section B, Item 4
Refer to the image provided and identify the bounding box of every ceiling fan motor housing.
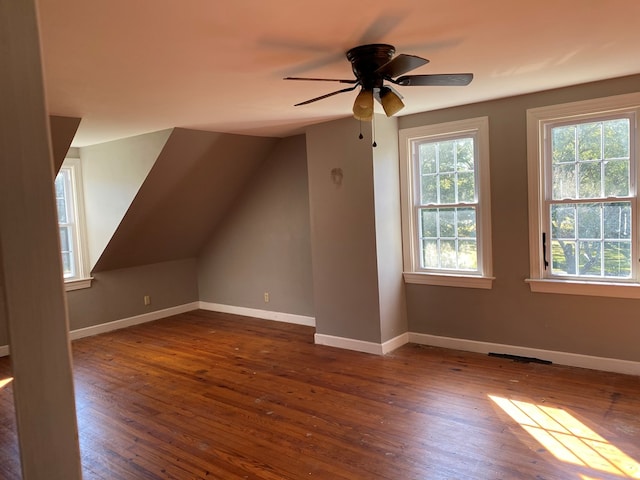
[346,44,396,89]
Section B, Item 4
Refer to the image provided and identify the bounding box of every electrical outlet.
[144,295,151,306]
[263,292,270,303]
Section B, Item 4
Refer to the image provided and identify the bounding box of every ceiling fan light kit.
[352,88,374,121]
[285,43,473,144]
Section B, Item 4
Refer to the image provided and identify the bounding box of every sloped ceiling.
[92,128,278,272]
[37,0,640,147]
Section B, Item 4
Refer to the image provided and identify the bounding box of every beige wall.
[197,135,314,317]
[399,74,640,362]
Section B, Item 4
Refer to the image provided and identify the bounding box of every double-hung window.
[399,117,493,289]
[55,157,90,290]
[527,93,640,298]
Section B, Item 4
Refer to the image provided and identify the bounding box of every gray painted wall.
[67,259,198,331]
[399,74,640,362]
[372,116,407,342]
[197,135,314,317]
[306,118,383,343]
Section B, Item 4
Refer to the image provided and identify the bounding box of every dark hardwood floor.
[1,309,639,479]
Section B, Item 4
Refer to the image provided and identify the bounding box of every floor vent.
[488,352,552,365]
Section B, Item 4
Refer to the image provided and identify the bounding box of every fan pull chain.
[372,115,377,148]
[358,120,364,140]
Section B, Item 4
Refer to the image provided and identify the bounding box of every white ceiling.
[37,0,640,147]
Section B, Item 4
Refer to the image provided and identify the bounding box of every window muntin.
[400,117,492,288]
[544,115,635,281]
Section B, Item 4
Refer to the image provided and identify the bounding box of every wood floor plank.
[1,309,639,479]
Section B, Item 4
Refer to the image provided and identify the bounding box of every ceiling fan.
[285,44,473,121]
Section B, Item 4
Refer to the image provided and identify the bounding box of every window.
[526,93,640,298]
[55,157,90,290]
[399,117,493,289]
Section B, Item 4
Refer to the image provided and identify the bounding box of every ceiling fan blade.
[294,84,360,106]
[284,76,358,84]
[393,73,473,86]
[375,54,429,78]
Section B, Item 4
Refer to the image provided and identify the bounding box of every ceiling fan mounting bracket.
[346,43,395,89]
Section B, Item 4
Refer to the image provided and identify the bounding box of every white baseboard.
[199,301,315,327]
[69,302,200,341]
[315,331,410,355]
[409,332,640,377]
[382,332,409,354]
[314,333,384,355]
[0,345,8,357]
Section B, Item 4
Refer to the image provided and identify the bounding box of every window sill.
[64,277,93,292]
[403,272,494,289]
[525,278,640,299]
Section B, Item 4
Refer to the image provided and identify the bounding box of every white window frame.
[399,117,493,289]
[526,92,640,298]
[55,157,91,291]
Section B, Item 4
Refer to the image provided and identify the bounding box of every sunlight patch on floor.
[0,377,13,389]
[489,395,640,479]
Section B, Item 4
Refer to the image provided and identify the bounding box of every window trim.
[399,116,493,289]
[57,157,92,291]
[526,92,640,298]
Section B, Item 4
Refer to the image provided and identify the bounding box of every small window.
[399,117,493,289]
[526,93,640,298]
[55,157,90,289]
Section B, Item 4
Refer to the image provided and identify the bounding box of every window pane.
[603,119,629,159]
[551,205,575,239]
[578,241,602,276]
[420,143,437,174]
[421,209,438,237]
[552,125,576,163]
[456,138,474,171]
[458,240,477,270]
[604,241,631,278]
[439,173,455,204]
[551,240,576,275]
[578,161,601,198]
[604,159,630,197]
[59,226,71,251]
[576,204,601,239]
[55,174,68,223]
[552,164,576,199]
[61,252,73,277]
[439,140,455,172]
[439,208,455,237]
[457,208,476,238]
[577,122,602,161]
[422,239,439,268]
[421,175,437,204]
[457,171,475,203]
[440,240,457,268]
[603,202,631,239]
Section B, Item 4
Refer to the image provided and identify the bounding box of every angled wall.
[92,128,278,272]
[80,129,172,268]
[49,115,81,172]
